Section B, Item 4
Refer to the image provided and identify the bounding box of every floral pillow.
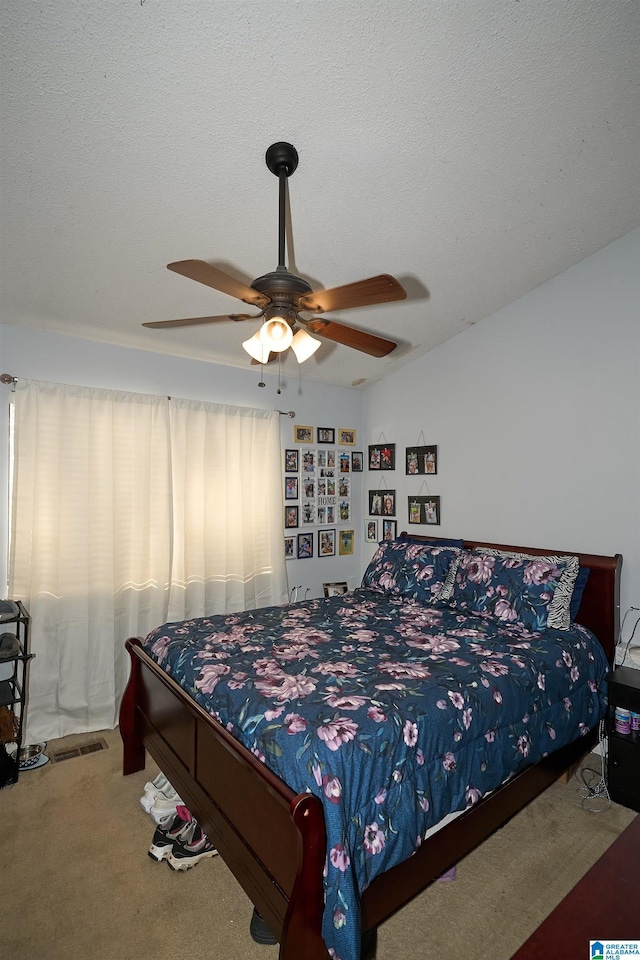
[361,539,460,602]
[403,546,462,604]
[361,540,407,595]
[441,549,580,631]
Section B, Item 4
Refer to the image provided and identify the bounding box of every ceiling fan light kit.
[146,142,407,379]
[242,331,272,364]
[291,328,322,363]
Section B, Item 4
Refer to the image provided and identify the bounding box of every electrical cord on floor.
[575,719,611,813]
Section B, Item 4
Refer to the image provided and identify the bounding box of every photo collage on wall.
[365,439,441,542]
[283,425,361,560]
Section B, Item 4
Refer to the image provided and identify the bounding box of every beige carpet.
[0,728,635,960]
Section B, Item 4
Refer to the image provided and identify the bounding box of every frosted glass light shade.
[291,328,321,363]
[242,331,271,364]
[259,317,293,352]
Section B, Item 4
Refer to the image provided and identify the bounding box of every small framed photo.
[351,451,363,472]
[368,444,395,471]
[284,448,299,472]
[285,476,299,500]
[407,495,441,525]
[339,452,351,473]
[285,505,299,529]
[284,536,295,559]
[318,528,336,556]
[406,445,438,475]
[365,518,379,543]
[297,532,314,559]
[294,425,314,443]
[338,428,356,446]
[317,427,335,444]
[323,581,348,598]
[338,529,355,555]
[382,519,397,541]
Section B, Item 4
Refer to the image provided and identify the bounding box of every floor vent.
[49,738,108,763]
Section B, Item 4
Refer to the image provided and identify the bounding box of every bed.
[119,534,621,960]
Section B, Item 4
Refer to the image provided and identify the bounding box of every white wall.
[0,325,365,602]
[2,228,639,648]
[362,228,640,644]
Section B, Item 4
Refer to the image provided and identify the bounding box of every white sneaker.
[139,772,182,819]
[148,793,184,824]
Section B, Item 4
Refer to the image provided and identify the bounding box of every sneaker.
[140,776,182,816]
[148,808,193,862]
[148,792,185,823]
[167,821,218,871]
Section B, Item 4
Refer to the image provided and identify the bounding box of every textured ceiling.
[1,1,638,388]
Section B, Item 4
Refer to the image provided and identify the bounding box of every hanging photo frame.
[406,445,437,475]
[368,443,395,471]
[407,495,441,525]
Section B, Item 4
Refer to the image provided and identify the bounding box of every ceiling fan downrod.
[265,142,299,270]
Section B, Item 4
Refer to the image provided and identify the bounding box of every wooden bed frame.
[119,537,621,960]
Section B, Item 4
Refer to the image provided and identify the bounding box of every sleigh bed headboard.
[400,533,622,665]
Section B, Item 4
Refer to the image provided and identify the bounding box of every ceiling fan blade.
[304,317,397,358]
[167,260,270,308]
[143,313,262,329]
[298,274,406,314]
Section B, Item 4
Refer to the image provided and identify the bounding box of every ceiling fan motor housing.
[251,268,313,319]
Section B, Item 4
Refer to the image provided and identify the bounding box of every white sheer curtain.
[168,399,287,621]
[9,380,288,743]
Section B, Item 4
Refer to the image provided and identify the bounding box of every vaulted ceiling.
[1,1,638,388]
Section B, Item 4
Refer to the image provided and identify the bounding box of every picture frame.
[284,448,299,472]
[407,495,441,525]
[368,443,395,471]
[318,528,336,557]
[285,476,299,500]
[294,425,314,443]
[323,581,348,598]
[369,489,396,516]
[338,529,355,555]
[365,518,379,543]
[405,444,438,475]
[317,427,335,444]
[284,536,295,559]
[338,428,356,446]
[382,519,397,541]
[297,532,314,559]
[351,451,363,472]
[284,505,299,529]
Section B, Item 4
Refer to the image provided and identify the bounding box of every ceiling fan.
[143,142,407,364]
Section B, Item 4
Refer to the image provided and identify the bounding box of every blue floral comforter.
[143,589,609,960]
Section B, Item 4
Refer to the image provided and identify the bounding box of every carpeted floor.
[0,728,635,960]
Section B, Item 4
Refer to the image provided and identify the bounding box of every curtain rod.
[2,375,295,417]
